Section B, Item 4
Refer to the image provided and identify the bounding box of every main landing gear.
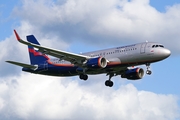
[146,63,152,75]
[105,73,114,87]
[79,73,114,87]
[79,74,88,80]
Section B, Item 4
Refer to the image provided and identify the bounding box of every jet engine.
[121,68,144,80]
[86,57,107,68]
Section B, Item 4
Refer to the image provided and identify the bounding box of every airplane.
[6,30,171,87]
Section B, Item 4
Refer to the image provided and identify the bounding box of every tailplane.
[26,35,49,65]
[6,61,38,70]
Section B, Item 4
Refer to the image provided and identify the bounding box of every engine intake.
[121,68,144,80]
[86,57,107,68]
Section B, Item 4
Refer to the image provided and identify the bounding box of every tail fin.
[27,35,49,65]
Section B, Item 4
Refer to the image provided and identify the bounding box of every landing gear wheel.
[105,80,109,86]
[146,70,152,75]
[83,75,88,80]
[105,80,114,87]
[79,74,83,79]
[79,74,88,80]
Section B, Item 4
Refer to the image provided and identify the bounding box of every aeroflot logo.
[116,44,136,49]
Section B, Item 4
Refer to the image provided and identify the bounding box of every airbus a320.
[6,30,171,87]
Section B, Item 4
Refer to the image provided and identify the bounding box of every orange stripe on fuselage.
[47,60,74,67]
[107,62,121,66]
[107,59,160,67]
[47,59,159,68]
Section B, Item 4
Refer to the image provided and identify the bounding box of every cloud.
[12,0,180,54]
[0,73,179,120]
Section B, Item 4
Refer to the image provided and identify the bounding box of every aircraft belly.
[34,66,78,77]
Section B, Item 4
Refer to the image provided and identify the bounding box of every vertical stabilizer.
[26,35,49,65]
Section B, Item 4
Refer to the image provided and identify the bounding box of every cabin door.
[44,61,48,71]
[140,43,147,54]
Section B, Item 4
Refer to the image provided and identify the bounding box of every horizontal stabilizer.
[6,61,38,70]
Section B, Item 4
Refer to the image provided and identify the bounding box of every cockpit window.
[159,45,164,48]
[152,44,164,48]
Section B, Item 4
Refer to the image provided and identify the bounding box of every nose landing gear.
[146,63,152,75]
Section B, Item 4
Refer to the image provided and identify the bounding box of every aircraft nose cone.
[162,49,171,58]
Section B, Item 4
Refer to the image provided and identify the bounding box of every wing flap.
[6,61,38,70]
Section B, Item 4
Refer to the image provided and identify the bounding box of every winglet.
[14,29,21,41]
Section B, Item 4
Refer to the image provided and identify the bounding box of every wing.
[14,30,90,65]
[6,61,38,70]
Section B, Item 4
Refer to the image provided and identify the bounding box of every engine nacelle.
[121,68,144,80]
[86,57,107,68]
